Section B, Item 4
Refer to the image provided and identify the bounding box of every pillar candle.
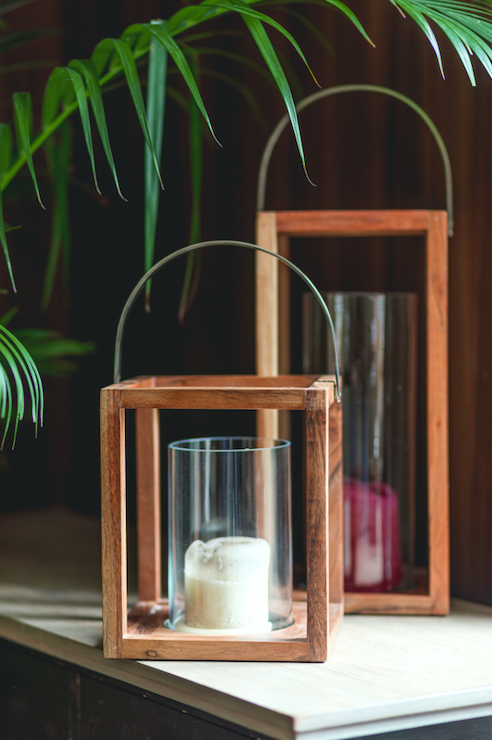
[176,536,271,634]
[344,477,402,592]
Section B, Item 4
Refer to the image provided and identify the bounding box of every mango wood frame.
[101,374,343,661]
[255,210,449,615]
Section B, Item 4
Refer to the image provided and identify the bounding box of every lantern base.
[122,599,343,661]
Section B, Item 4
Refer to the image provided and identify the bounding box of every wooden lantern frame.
[101,373,343,661]
[255,209,449,615]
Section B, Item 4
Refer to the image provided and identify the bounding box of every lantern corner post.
[100,386,128,658]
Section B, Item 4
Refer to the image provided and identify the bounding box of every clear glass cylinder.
[303,292,418,592]
[167,437,292,634]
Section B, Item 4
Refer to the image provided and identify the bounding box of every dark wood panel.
[0,638,276,740]
[0,2,488,603]
[0,638,72,740]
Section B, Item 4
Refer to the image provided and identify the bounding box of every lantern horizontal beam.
[118,386,310,410]
[274,209,438,237]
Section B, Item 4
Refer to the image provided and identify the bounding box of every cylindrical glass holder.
[303,292,418,592]
[167,437,293,634]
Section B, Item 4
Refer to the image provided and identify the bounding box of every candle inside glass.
[168,437,293,633]
[175,536,272,634]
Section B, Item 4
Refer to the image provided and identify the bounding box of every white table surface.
[0,506,491,740]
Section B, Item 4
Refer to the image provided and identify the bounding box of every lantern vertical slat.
[100,388,127,658]
[136,403,161,603]
[328,395,344,613]
[305,381,331,662]
[426,212,450,615]
[256,212,279,441]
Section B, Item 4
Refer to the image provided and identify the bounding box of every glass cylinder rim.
[168,436,291,452]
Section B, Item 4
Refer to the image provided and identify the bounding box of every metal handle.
[257,84,454,237]
[113,239,341,402]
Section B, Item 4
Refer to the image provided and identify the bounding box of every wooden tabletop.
[0,507,491,740]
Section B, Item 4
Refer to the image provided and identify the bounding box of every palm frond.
[0,0,372,293]
[0,123,15,292]
[13,92,44,208]
[0,323,43,448]
[390,0,492,83]
[43,66,101,194]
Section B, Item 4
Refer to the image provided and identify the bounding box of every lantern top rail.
[102,374,321,390]
[100,374,336,410]
[267,209,446,237]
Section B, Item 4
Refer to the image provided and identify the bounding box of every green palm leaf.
[0,122,15,292]
[391,0,492,83]
[0,323,43,448]
[69,58,126,200]
[13,92,44,208]
[141,21,221,146]
[243,13,312,179]
[96,37,163,188]
[207,0,321,85]
[43,66,101,193]
[144,22,168,310]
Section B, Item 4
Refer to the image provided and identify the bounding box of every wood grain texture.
[344,593,434,615]
[136,386,161,602]
[120,387,308,410]
[305,384,330,661]
[256,212,279,377]
[152,375,317,388]
[256,211,280,439]
[328,389,343,608]
[278,234,292,441]
[426,212,450,615]
[124,601,309,662]
[275,210,431,237]
[16,0,488,606]
[100,389,127,658]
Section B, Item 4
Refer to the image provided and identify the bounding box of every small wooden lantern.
[101,373,343,661]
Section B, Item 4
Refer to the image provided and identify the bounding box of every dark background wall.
[0,1,490,605]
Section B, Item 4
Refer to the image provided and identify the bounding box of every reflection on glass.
[303,293,417,592]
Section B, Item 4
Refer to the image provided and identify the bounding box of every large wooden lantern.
[254,87,451,616]
[100,242,344,662]
[255,210,449,615]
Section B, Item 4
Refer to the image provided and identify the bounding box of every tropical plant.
[2,0,492,444]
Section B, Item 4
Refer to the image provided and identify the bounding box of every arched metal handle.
[257,84,454,237]
[114,240,341,402]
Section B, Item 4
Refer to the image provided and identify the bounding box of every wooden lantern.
[255,209,449,615]
[101,373,343,661]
